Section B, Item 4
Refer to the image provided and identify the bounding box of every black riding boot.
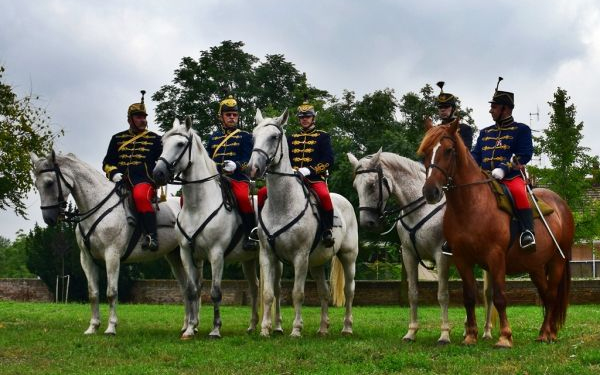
[516,208,536,252]
[140,212,159,252]
[241,212,258,251]
[322,209,335,248]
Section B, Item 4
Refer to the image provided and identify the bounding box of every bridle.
[157,132,194,183]
[38,151,74,212]
[354,164,391,217]
[251,123,284,174]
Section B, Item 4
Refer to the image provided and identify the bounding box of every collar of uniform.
[441,116,456,125]
[300,125,316,134]
[496,116,514,127]
[222,126,238,134]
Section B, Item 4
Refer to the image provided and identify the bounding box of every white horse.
[348,150,495,343]
[31,152,194,336]
[247,109,359,337]
[153,118,269,339]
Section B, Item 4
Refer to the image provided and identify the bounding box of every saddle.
[218,175,242,213]
[489,178,554,219]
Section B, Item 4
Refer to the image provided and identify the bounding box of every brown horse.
[417,118,574,348]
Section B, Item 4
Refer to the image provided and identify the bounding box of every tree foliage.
[0,66,62,217]
[530,87,600,240]
[0,234,34,277]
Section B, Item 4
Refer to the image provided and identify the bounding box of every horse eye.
[271,134,279,141]
[45,180,54,188]
[177,141,185,147]
[444,147,454,156]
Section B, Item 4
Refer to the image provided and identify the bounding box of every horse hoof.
[402,336,416,343]
[494,337,512,349]
[290,331,302,338]
[273,328,284,335]
[317,330,329,337]
[341,329,353,336]
[104,331,116,336]
[482,333,493,341]
[462,337,477,346]
[437,339,450,346]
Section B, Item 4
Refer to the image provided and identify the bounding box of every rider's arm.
[102,135,121,180]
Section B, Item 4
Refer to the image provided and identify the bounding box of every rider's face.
[299,116,314,129]
[489,103,506,122]
[129,114,148,132]
[221,111,239,128]
[437,105,452,120]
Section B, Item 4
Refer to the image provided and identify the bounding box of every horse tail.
[330,256,345,307]
[554,257,571,330]
[483,270,499,327]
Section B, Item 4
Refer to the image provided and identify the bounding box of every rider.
[207,94,258,251]
[436,81,473,150]
[472,77,536,251]
[102,90,163,251]
[256,97,335,247]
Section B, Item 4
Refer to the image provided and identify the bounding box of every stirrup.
[441,241,453,256]
[142,234,159,252]
[248,227,259,242]
[519,230,536,252]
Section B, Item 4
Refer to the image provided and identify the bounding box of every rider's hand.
[491,168,505,180]
[223,160,237,173]
[298,167,311,177]
[111,173,123,183]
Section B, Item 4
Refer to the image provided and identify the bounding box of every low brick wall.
[3,278,599,305]
[0,279,53,302]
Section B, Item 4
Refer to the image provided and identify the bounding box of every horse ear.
[424,117,434,131]
[370,148,382,166]
[30,152,41,165]
[279,108,289,127]
[449,117,459,134]
[185,116,192,131]
[347,152,359,169]
[172,118,181,129]
[255,109,264,125]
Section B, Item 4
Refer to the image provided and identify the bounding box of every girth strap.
[177,202,224,248]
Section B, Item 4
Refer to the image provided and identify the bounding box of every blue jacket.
[471,117,533,179]
[287,126,334,182]
[103,129,162,186]
[207,127,253,181]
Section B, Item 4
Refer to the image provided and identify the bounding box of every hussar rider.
[257,97,336,247]
[207,94,258,251]
[472,77,536,251]
[103,90,163,251]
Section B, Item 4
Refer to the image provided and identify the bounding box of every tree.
[0,234,34,277]
[531,87,600,240]
[0,66,61,217]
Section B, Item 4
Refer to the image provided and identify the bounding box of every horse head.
[247,108,289,179]
[153,117,194,186]
[418,118,461,204]
[30,150,75,226]
[348,148,392,230]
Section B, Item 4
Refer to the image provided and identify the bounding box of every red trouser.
[258,181,333,211]
[501,176,530,209]
[132,183,156,213]
[229,179,253,214]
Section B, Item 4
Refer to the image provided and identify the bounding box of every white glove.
[298,167,311,176]
[222,160,237,173]
[491,168,505,180]
[111,173,123,183]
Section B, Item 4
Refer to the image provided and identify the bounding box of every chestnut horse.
[418,118,573,348]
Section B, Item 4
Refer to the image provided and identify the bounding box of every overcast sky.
[1,0,599,239]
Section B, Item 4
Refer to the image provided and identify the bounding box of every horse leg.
[310,265,330,336]
[272,261,284,334]
[436,252,451,345]
[487,256,512,348]
[454,259,478,345]
[165,249,194,335]
[104,255,120,335]
[401,250,419,342]
[80,250,101,335]
[208,255,224,339]
[179,245,201,340]
[242,258,259,333]
[259,246,277,337]
[529,268,552,342]
[337,250,356,336]
[290,256,309,338]
[482,270,495,340]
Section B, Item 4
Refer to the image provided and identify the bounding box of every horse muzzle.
[153,163,170,186]
[422,182,443,204]
[42,209,60,226]
[359,212,383,232]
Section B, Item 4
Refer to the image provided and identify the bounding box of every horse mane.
[378,152,425,176]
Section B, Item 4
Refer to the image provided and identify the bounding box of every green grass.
[1,302,600,374]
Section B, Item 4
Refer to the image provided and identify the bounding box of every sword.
[515,163,566,259]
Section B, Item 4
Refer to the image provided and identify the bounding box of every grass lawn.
[1,302,599,374]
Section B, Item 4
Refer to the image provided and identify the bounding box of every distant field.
[1,302,599,374]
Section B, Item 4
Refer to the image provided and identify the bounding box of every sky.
[1,0,599,240]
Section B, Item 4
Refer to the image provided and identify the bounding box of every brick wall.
[3,278,599,305]
[0,279,53,302]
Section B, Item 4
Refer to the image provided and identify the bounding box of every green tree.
[0,234,34,277]
[531,87,600,240]
[0,66,61,217]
